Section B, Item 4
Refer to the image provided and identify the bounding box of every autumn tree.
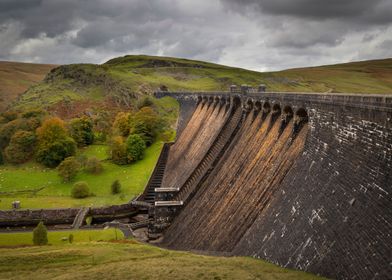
[36,117,76,167]
[69,117,94,147]
[4,130,36,164]
[113,112,131,137]
[110,136,128,165]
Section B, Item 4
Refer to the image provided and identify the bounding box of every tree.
[0,151,3,165]
[113,112,131,137]
[130,107,160,146]
[36,118,76,167]
[33,221,48,246]
[71,181,90,198]
[111,180,121,194]
[4,130,36,164]
[126,134,146,162]
[0,119,31,149]
[69,117,94,147]
[85,157,103,174]
[110,136,128,165]
[57,157,81,182]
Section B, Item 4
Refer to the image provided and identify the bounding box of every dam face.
[152,91,392,280]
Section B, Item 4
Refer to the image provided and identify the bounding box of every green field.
[0,239,325,280]
[0,142,163,210]
[0,229,123,246]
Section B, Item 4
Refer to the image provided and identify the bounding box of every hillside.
[0,61,57,112]
[9,56,392,114]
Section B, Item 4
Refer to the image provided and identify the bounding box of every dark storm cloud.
[0,0,390,70]
[221,0,392,23]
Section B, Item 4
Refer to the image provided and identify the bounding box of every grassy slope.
[0,240,325,280]
[0,142,163,210]
[0,229,123,246]
[12,56,392,110]
[0,61,57,111]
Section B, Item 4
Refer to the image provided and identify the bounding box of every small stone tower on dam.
[142,87,392,280]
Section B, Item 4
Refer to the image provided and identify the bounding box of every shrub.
[137,96,154,109]
[68,234,74,244]
[4,130,36,164]
[85,157,103,174]
[69,117,94,147]
[33,221,48,246]
[110,136,128,165]
[0,151,3,165]
[57,157,81,182]
[71,181,90,198]
[111,180,121,194]
[126,134,146,162]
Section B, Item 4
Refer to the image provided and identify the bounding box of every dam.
[145,88,392,280]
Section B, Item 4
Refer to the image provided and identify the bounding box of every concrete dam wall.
[153,91,392,280]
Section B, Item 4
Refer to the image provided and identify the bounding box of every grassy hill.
[0,238,325,280]
[0,61,57,112]
[9,56,392,114]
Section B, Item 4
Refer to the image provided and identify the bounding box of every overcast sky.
[0,0,391,71]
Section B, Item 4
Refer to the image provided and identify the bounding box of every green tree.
[69,117,94,147]
[85,157,103,174]
[33,221,48,246]
[126,134,146,162]
[4,130,36,164]
[111,180,121,194]
[71,181,90,198]
[57,157,81,182]
[113,112,131,137]
[68,234,74,244]
[36,118,76,167]
[130,107,160,146]
[110,136,128,165]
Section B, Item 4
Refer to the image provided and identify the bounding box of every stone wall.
[156,91,392,280]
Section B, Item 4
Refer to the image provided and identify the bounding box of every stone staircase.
[72,207,89,229]
[139,143,171,204]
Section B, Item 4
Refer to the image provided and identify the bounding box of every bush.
[0,151,3,165]
[71,181,90,198]
[57,157,81,182]
[68,234,74,244]
[85,157,103,174]
[69,117,94,147]
[33,221,48,246]
[111,180,121,194]
[126,134,146,162]
[4,130,36,164]
[137,96,154,109]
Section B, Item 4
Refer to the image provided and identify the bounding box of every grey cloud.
[0,0,390,71]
